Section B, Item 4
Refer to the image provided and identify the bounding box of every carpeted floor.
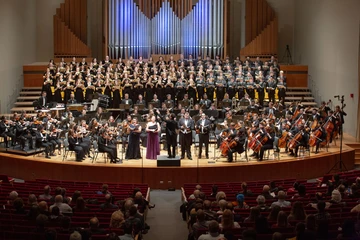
[145,190,188,240]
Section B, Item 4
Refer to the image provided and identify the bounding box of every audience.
[13,197,27,214]
[288,201,306,222]
[272,211,290,229]
[69,231,82,240]
[268,205,281,222]
[314,201,331,221]
[219,209,240,230]
[28,194,38,207]
[87,217,106,235]
[73,197,90,212]
[100,194,118,210]
[110,210,125,229]
[262,185,274,199]
[39,185,52,200]
[244,207,260,223]
[255,195,270,211]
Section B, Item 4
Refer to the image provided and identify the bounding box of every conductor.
[156,110,179,158]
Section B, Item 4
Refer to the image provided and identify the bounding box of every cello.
[287,130,303,150]
[248,129,268,153]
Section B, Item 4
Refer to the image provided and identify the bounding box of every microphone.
[334,95,340,98]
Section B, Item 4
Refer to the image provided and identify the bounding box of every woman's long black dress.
[75,87,84,103]
[112,88,121,108]
[125,125,141,159]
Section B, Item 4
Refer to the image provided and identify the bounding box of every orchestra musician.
[288,124,309,157]
[0,116,15,148]
[121,93,133,107]
[38,91,48,109]
[178,111,194,160]
[164,94,174,109]
[196,113,211,159]
[199,94,211,109]
[67,93,77,104]
[98,129,120,163]
[35,125,54,159]
[68,129,85,162]
[227,126,247,162]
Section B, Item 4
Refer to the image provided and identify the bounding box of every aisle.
[145,190,188,240]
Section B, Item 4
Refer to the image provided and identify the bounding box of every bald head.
[89,217,99,229]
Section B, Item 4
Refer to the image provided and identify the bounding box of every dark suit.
[68,136,84,161]
[98,136,117,162]
[157,113,178,158]
[178,118,194,159]
[38,96,47,109]
[67,98,77,104]
[0,121,15,147]
[121,98,133,107]
[36,132,53,157]
[196,119,211,158]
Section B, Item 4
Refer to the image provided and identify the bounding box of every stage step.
[22,87,42,91]
[17,96,39,101]
[286,92,312,96]
[286,96,315,101]
[347,143,360,165]
[19,91,41,96]
[11,107,36,113]
[287,87,310,91]
[284,102,317,106]
[14,102,34,106]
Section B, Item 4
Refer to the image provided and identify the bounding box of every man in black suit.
[264,102,277,117]
[196,113,211,159]
[38,91,48,109]
[156,110,178,158]
[136,94,146,105]
[227,126,247,162]
[35,125,53,159]
[121,93,133,107]
[178,112,194,160]
[67,93,77,104]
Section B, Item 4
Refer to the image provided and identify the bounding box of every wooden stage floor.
[0,134,356,189]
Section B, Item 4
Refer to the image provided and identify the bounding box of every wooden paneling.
[280,65,308,87]
[24,74,44,87]
[0,150,354,189]
[280,65,308,72]
[80,0,87,44]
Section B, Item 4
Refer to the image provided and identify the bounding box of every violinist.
[254,123,275,161]
[288,124,309,157]
[48,124,62,155]
[35,125,53,159]
[68,129,85,162]
[98,129,120,163]
[264,102,277,118]
[199,94,211,109]
[0,116,15,148]
[246,100,260,113]
[227,126,247,162]
[196,113,211,159]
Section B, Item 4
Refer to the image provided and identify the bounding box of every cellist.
[288,124,309,157]
[312,121,327,154]
[254,122,275,161]
[227,126,247,162]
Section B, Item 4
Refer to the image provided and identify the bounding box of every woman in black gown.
[85,77,95,102]
[63,79,73,104]
[155,78,164,103]
[145,78,154,105]
[53,80,62,103]
[125,118,142,159]
[187,79,197,103]
[74,79,84,103]
[103,78,112,106]
[112,79,121,108]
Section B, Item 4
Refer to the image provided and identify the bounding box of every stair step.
[22,87,42,91]
[11,107,36,113]
[355,159,360,165]
[346,143,360,148]
[19,91,41,96]
[14,102,34,106]
[0,113,37,118]
[17,96,39,101]
[286,97,315,101]
[287,87,310,91]
[286,92,312,96]
[284,102,317,106]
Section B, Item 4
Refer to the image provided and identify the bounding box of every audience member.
[255,195,270,211]
[255,215,272,234]
[7,191,18,205]
[69,231,82,240]
[262,185,274,199]
[271,191,291,208]
[198,220,224,240]
[272,211,290,229]
[217,199,228,215]
[39,185,52,200]
[337,219,357,240]
[70,190,82,204]
[125,206,143,234]
[28,194,38,207]
[288,201,306,222]
[100,194,118,210]
[244,207,260,223]
[314,201,331,221]
[240,182,253,197]
[73,197,90,212]
[268,205,281,222]
[119,221,135,240]
[192,209,209,238]
[58,216,74,234]
[203,200,217,220]
[234,194,249,209]
[34,214,49,233]
[38,201,50,216]
[110,210,125,229]
[87,217,106,235]
[50,195,72,214]
[216,191,226,202]
[49,206,63,223]
[272,232,284,240]
[292,184,307,199]
[13,197,27,214]
[219,209,240,230]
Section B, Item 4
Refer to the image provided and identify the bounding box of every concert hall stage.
[0,135,355,189]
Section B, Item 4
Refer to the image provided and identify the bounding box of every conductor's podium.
[157,155,181,167]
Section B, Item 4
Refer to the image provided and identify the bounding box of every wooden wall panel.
[251,0,257,42]
[65,0,70,26]
[23,74,44,87]
[0,150,354,189]
[80,0,87,43]
[245,0,252,45]
[74,0,81,39]
[70,0,76,32]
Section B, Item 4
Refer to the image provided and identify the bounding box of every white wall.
[294,0,360,136]
[267,0,295,61]
[36,0,64,61]
[0,0,37,113]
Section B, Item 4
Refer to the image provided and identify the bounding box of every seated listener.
[49,195,72,214]
[198,220,224,240]
[100,194,118,210]
[271,191,291,208]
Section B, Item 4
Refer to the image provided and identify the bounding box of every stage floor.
[10,133,356,168]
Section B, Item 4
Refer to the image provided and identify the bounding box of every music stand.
[189,110,199,117]
[149,101,160,108]
[120,104,131,110]
[134,104,145,110]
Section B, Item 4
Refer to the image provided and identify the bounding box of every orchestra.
[0,55,346,164]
